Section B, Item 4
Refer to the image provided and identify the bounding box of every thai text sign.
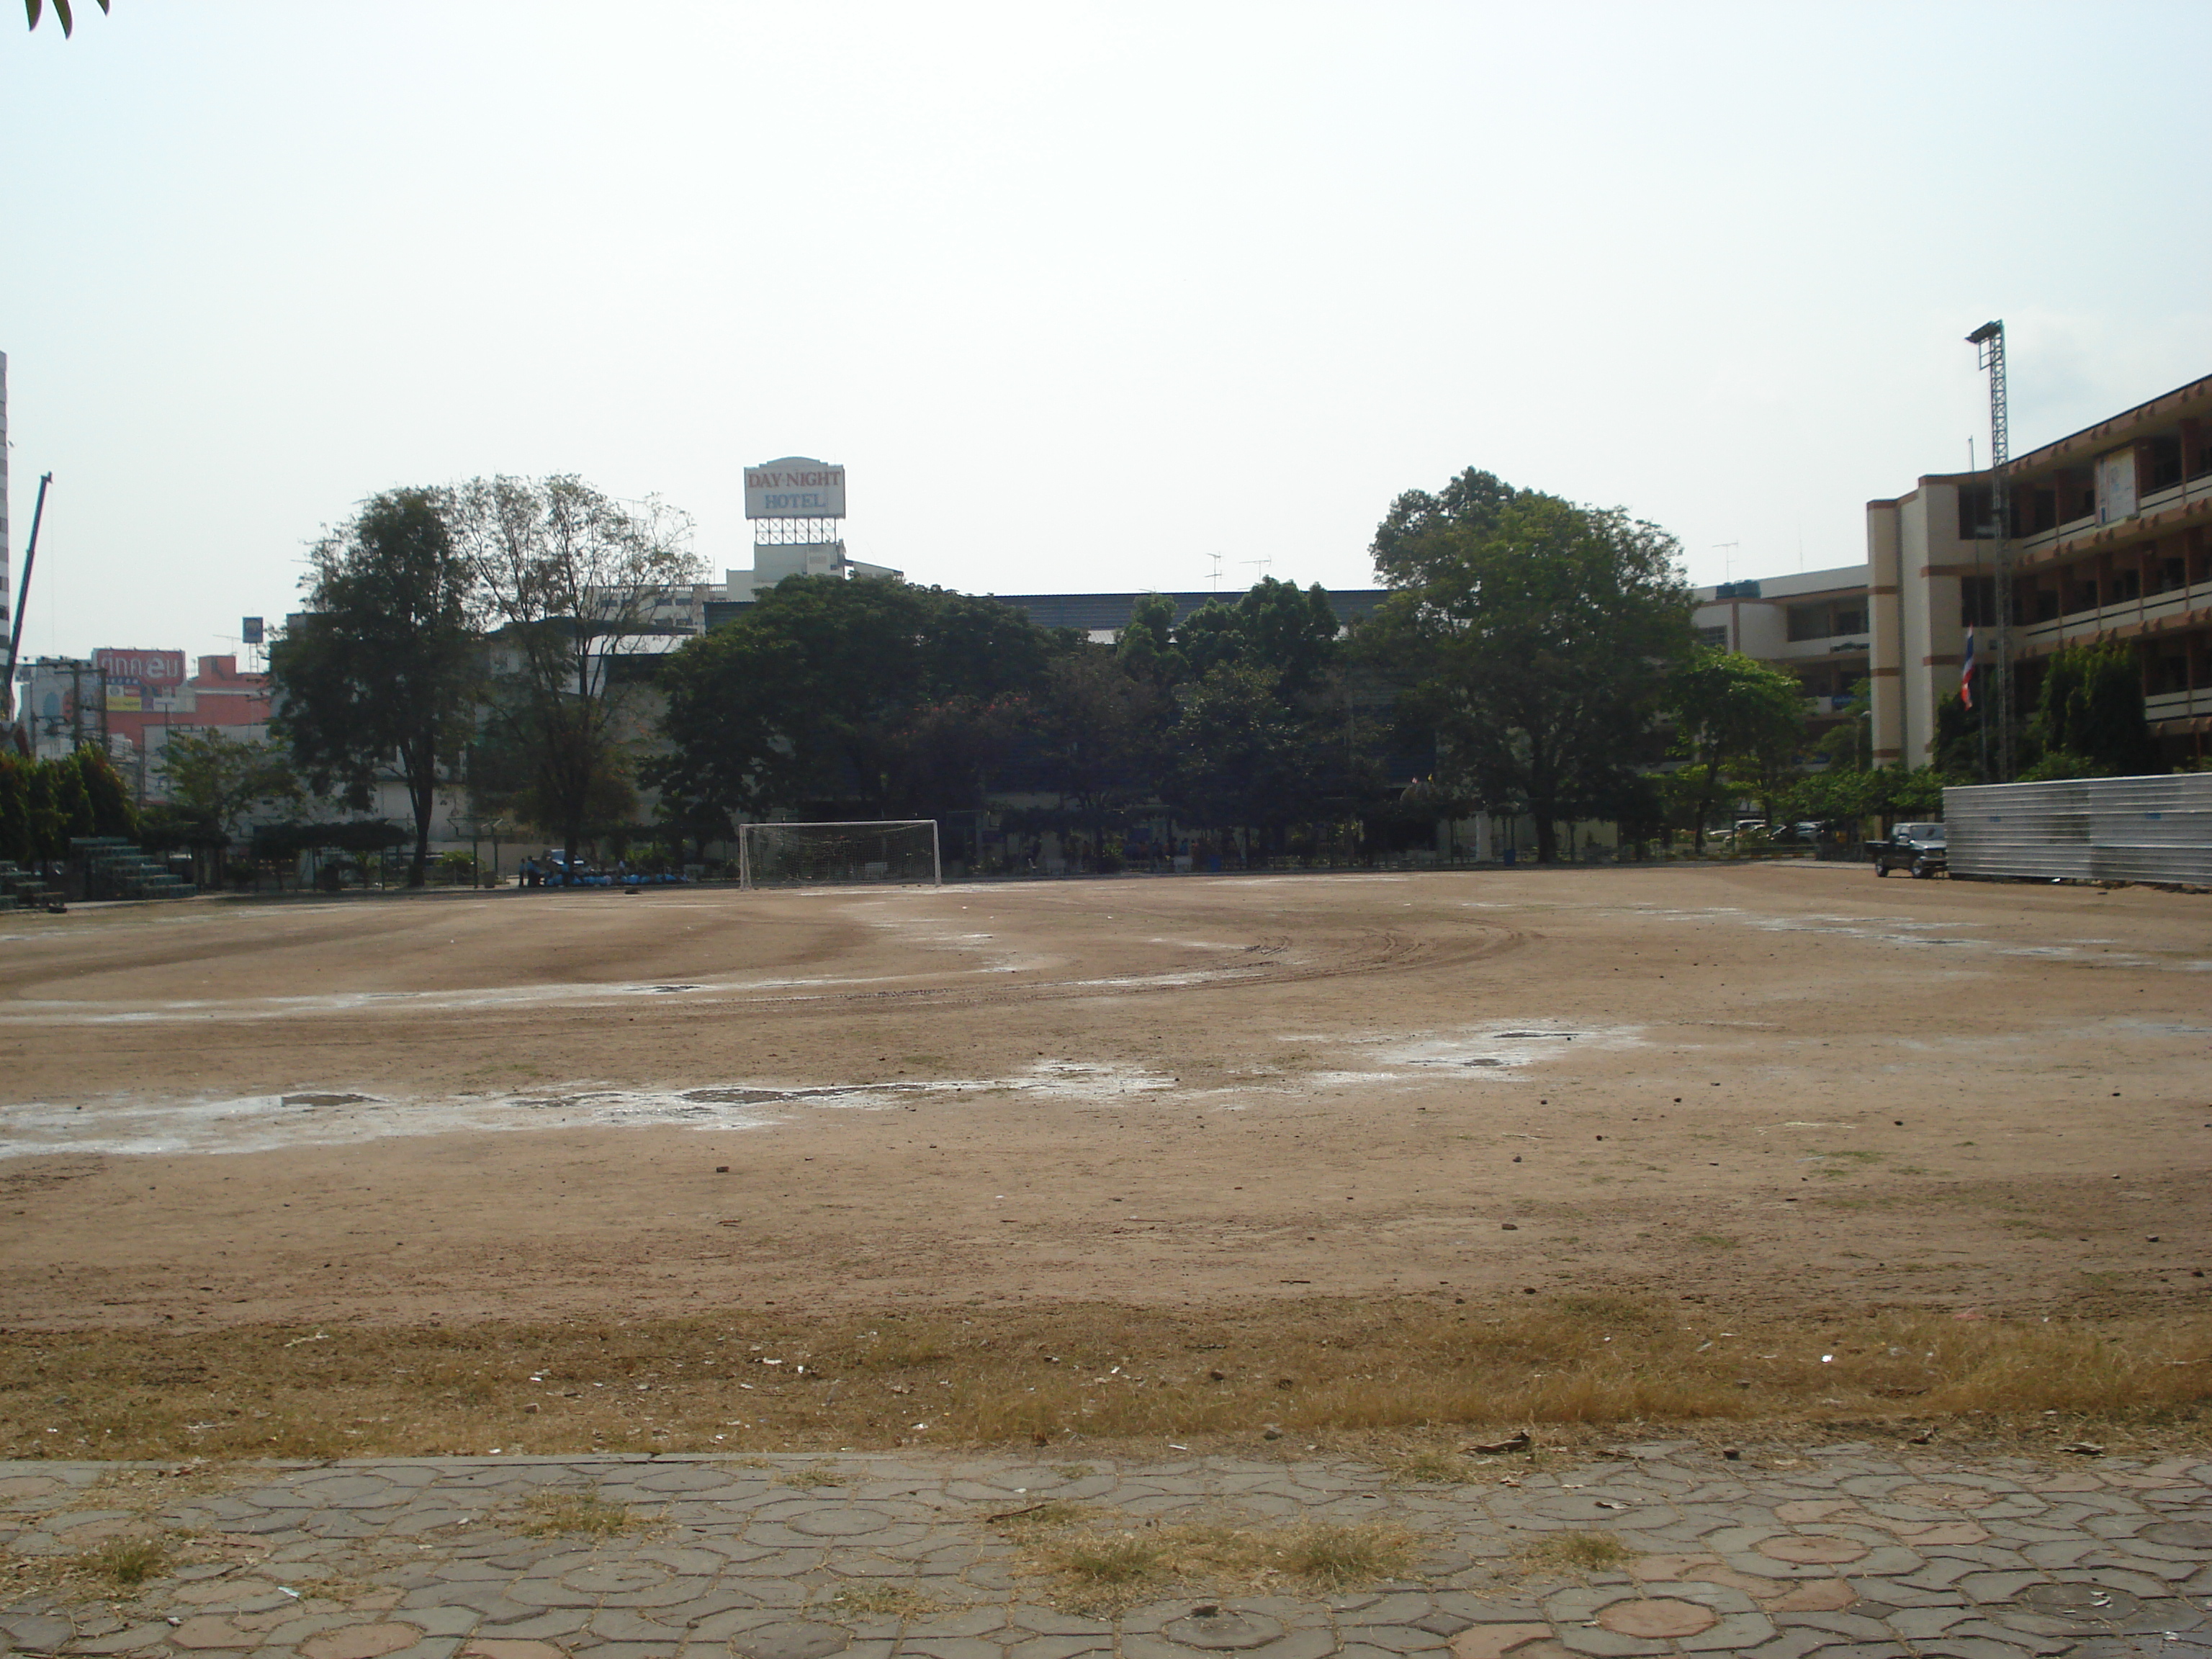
[745,458,845,519]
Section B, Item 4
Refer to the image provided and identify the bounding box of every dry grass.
[1009,1505,1420,1611]
[1380,1449,1481,1485]
[821,1583,956,1618]
[2,1296,2206,1461]
[513,1490,653,1539]
[71,1534,171,1591]
[778,1463,846,1488]
[1518,1530,1630,1575]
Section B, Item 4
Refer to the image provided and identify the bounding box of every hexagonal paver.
[1593,1600,1714,1639]
[300,1623,428,1659]
[1753,1535,1869,1565]
[730,1621,853,1659]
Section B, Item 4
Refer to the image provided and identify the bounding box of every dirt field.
[3,861,2208,1340]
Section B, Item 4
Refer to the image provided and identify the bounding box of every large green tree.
[446,475,701,867]
[1172,577,1343,693]
[1027,647,1173,856]
[2022,638,2161,779]
[654,575,1058,824]
[157,730,302,867]
[1665,647,1806,851]
[1367,477,1692,863]
[270,488,482,886]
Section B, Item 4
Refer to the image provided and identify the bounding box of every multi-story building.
[1866,371,2212,769]
[1689,567,1873,752]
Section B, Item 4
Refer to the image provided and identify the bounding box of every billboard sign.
[95,649,187,688]
[744,457,845,519]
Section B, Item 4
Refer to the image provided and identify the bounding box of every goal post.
[736,820,942,890]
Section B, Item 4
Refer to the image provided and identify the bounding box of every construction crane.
[1966,321,2015,780]
[3,472,53,735]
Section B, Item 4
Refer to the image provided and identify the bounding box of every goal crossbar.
[736,819,942,891]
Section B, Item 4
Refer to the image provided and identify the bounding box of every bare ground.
[1,862,2208,1455]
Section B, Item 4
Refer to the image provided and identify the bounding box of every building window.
[1956,484,1997,539]
[1960,577,1997,628]
[2146,436,2184,493]
[1696,624,1729,648]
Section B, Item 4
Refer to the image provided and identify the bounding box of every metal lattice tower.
[1968,320,2015,779]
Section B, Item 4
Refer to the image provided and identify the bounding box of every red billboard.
[94,649,187,688]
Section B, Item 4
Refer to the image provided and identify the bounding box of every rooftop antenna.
[1712,541,1739,585]
[1242,556,1272,586]
[1206,552,1223,593]
[1966,319,2013,780]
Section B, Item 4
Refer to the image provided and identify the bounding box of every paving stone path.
[5,1444,2210,1659]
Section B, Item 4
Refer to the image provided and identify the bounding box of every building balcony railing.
[2146,688,2211,725]
[2018,577,2211,650]
[1767,635,1871,662]
[2013,474,2212,557]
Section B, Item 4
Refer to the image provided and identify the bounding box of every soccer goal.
[737,820,942,890]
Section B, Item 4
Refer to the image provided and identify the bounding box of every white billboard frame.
[745,457,845,520]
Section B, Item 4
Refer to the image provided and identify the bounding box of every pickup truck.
[1867,821,1946,878]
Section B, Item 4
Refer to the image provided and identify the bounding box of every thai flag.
[1960,626,1976,709]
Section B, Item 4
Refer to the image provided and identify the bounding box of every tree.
[1115,593,1187,686]
[1172,577,1343,694]
[2023,639,2161,779]
[1028,648,1172,858]
[1665,647,1805,851]
[1367,480,1691,863]
[446,475,701,868]
[270,488,482,886]
[654,575,1058,827]
[24,0,109,37]
[1162,662,1328,853]
[1371,467,1519,580]
[73,744,138,839]
[158,730,302,860]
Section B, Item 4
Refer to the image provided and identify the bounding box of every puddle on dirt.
[0,1060,1182,1159]
[1373,1021,1637,1076]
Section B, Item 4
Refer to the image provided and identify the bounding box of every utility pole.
[1967,322,2015,779]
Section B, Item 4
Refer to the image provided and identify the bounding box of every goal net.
[737,820,941,889]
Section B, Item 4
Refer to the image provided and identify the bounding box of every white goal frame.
[736,819,943,891]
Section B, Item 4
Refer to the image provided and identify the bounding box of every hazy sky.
[6,1,2211,665]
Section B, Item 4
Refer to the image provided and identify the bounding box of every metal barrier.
[1944,773,2212,884]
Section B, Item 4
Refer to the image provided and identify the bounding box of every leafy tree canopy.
[271,487,481,886]
[1367,477,1692,862]
[655,575,1062,824]
[2025,639,2161,778]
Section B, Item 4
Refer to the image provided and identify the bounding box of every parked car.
[1867,822,1946,878]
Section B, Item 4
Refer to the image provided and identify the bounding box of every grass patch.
[513,1490,651,1539]
[4,1298,2208,1460]
[1689,1235,1740,1249]
[777,1462,845,1488]
[72,1535,170,1591]
[1016,1508,1419,1610]
[1519,1530,1630,1575]
[822,1583,949,1618]
[1380,1449,1479,1485]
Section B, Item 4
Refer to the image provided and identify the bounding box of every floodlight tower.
[1966,321,2015,779]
